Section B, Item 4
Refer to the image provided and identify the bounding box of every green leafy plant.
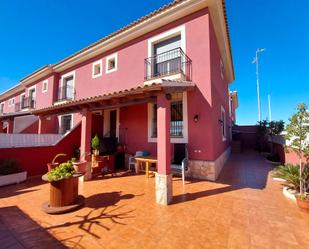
[47,160,75,182]
[91,134,100,151]
[0,159,23,175]
[272,164,302,191]
[285,103,309,196]
[51,153,67,164]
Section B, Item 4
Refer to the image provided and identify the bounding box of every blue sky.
[0,0,308,125]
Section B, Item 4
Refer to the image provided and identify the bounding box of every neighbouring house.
[0,0,237,204]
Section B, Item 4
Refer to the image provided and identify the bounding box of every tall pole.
[253,48,265,122]
[268,93,272,122]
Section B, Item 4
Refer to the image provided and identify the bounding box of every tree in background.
[285,103,309,196]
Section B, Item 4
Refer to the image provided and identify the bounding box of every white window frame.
[220,59,225,80]
[92,59,103,78]
[0,102,4,114]
[28,85,36,108]
[60,71,76,101]
[147,92,188,144]
[105,53,118,74]
[20,93,26,110]
[59,114,73,134]
[42,80,48,93]
[221,106,226,141]
[8,97,15,107]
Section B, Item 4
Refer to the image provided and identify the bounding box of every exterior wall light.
[194,114,199,123]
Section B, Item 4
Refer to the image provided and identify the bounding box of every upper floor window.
[221,106,226,141]
[59,72,75,101]
[28,87,36,109]
[42,80,48,93]
[0,102,4,114]
[8,98,15,107]
[220,59,224,80]
[20,93,26,109]
[92,59,102,78]
[106,53,118,74]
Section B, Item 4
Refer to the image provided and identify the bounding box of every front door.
[109,110,117,138]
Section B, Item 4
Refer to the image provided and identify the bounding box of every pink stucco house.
[0,0,238,204]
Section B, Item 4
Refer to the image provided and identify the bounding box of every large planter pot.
[73,161,87,173]
[41,173,84,214]
[296,197,309,212]
[47,162,59,172]
[0,171,27,187]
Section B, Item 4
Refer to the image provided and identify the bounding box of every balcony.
[15,97,35,112]
[144,47,192,82]
[57,85,75,102]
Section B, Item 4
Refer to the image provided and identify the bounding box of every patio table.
[134,156,157,178]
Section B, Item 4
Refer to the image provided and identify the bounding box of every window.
[220,59,224,80]
[0,102,4,114]
[151,93,184,138]
[28,87,36,109]
[42,80,48,93]
[20,94,26,109]
[221,106,226,141]
[106,53,118,73]
[60,115,72,134]
[8,98,15,107]
[92,60,102,78]
[60,72,75,101]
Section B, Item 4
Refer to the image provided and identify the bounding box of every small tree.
[285,103,309,196]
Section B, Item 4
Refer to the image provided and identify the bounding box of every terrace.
[1,151,308,249]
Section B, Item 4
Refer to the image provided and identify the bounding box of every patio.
[1,151,309,249]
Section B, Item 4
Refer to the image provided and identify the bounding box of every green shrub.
[0,159,23,175]
[91,134,100,151]
[47,160,75,182]
[272,164,309,192]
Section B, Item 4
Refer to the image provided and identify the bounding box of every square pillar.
[80,108,92,181]
[7,119,14,134]
[156,93,172,205]
[38,116,43,134]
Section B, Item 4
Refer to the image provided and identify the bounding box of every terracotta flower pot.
[296,197,309,212]
[47,163,59,172]
[73,161,87,173]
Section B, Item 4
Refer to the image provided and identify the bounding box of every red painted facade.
[0,3,235,177]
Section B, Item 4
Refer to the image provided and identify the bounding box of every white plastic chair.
[128,151,143,171]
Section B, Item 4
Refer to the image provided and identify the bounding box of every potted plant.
[42,160,84,213]
[91,134,100,156]
[72,152,91,173]
[0,158,27,187]
[285,103,309,211]
[47,153,67,172]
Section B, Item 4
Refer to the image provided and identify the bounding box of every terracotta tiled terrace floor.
[1,151,309,249]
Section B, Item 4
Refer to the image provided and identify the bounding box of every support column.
[156,93,172,205]
[80,109,92,181]
[7,119,14,134]
[38,116,43,134]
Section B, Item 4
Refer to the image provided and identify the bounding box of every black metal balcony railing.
[58,85,75,101]
[15,97,35,112]
[144,47,192,81]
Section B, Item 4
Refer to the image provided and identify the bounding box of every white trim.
[105,53,118,74]
[60,71,76,100]
[148,25,186,58]
[221,105,226,141]
[20,93,27,111]
[59,113,74,134]
[28,85,36,109]
[103,108,120,138]
[42,80,48,93]
[0,102,4,114]
[8,97,15,107]
[92,59,103,78]
[148,92,188,143]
